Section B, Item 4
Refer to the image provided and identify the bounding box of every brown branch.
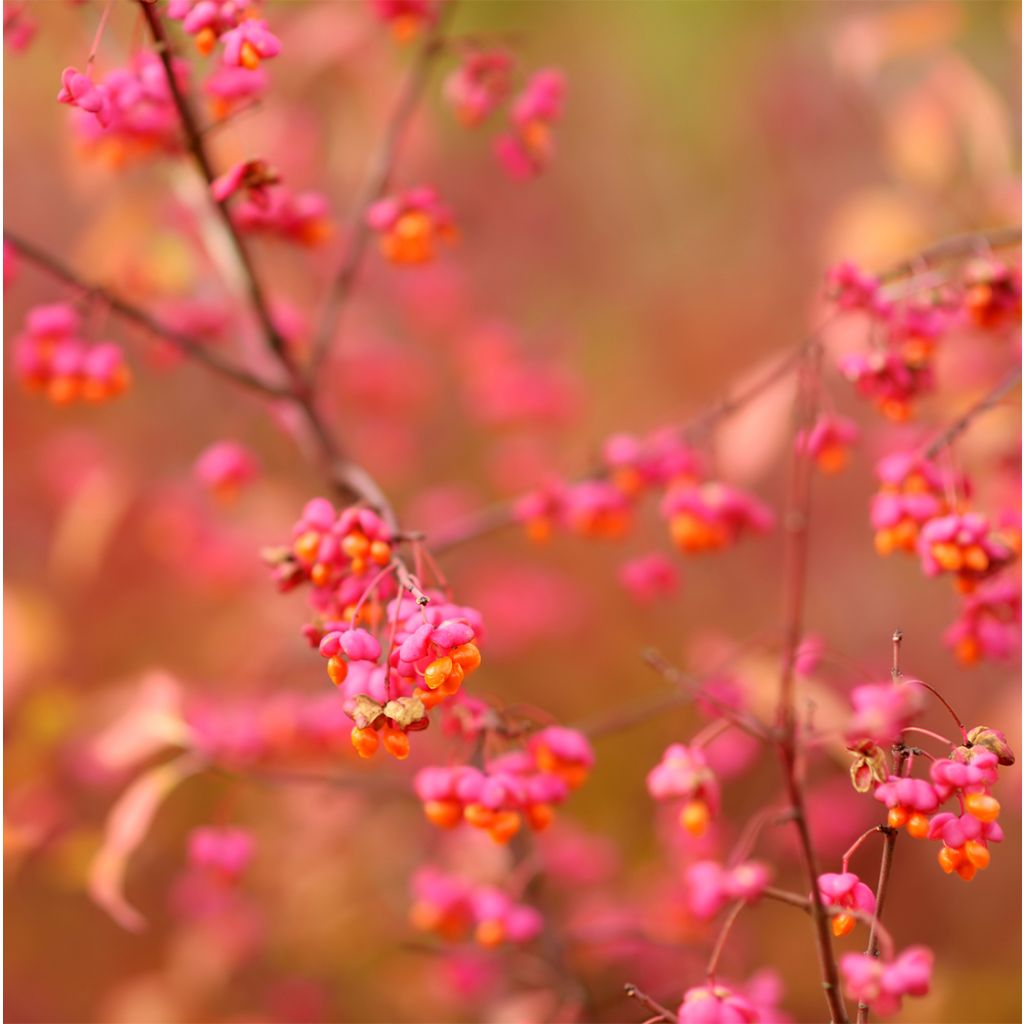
[634,650,770,742]
[761,887,895,963]
[426,226,1021,555]
[309,1,457,375]
[624,984,678,1024]
[136,0,298,380]
[879,225,1021,281]
[774,342,848,1024]
[135,1,431,568]
[11,28,420,591]
[4,229,288,398]
[705,899,746,985]
[922,366,1022,461]
[856,631,906,1024]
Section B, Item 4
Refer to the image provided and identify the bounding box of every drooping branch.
[309,1,457,375]
[4,229,288,398]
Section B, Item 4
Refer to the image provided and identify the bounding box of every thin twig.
[426,227,1021,555]
[309,1,456,376]
[922,367,1022,461]
[136,0,298,380]
[624,984,678,1024]
[4,229,287,398]
[879,225,1021,281]
[705,900,746,985]
[637,650,770,741]
[761,887,896,960]
[856,631,906,1024]
[774,342,848,1023]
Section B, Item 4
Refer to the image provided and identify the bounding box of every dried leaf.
[347,694,384,730]
[966,725,1016,766]
[88,672,190,773]
[88,753,202,932]
[383,695,426,728]
[849,744,888,793]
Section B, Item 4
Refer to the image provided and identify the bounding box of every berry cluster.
[917,512,1015,592]
[840,947,933,1018]
[211,157,332,246]
[187,826,254,884]
[370,0,437,43]
[685,860,771,920]
[847,679,1015,883]
[493,69,566,181]
[409,868,542,948]
[676,973,790,1024]
[13,303,131,405]
[194,440,260,501]
[944,576,1021,665]
[646,743,720,837]
[366,187,456,266]
[816,872,876,938]
[869,452,947,556]
[795,413,860,474]
[513,428,773,558]
[444,50,514,127]
[264,500,486,758]
[868,446,1020,664]
[166,1,281,69]
[414,726,593,843]
[58,54,188,165]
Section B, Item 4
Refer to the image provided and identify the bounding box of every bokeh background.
[4,1,1022,1022]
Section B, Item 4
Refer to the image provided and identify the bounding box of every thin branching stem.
[775,341,848,1023]
[309,1,457,376]
[137,0,298,381]
[624,984,678,1024]
[4,230,288,398]
[922,367,1022,461]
